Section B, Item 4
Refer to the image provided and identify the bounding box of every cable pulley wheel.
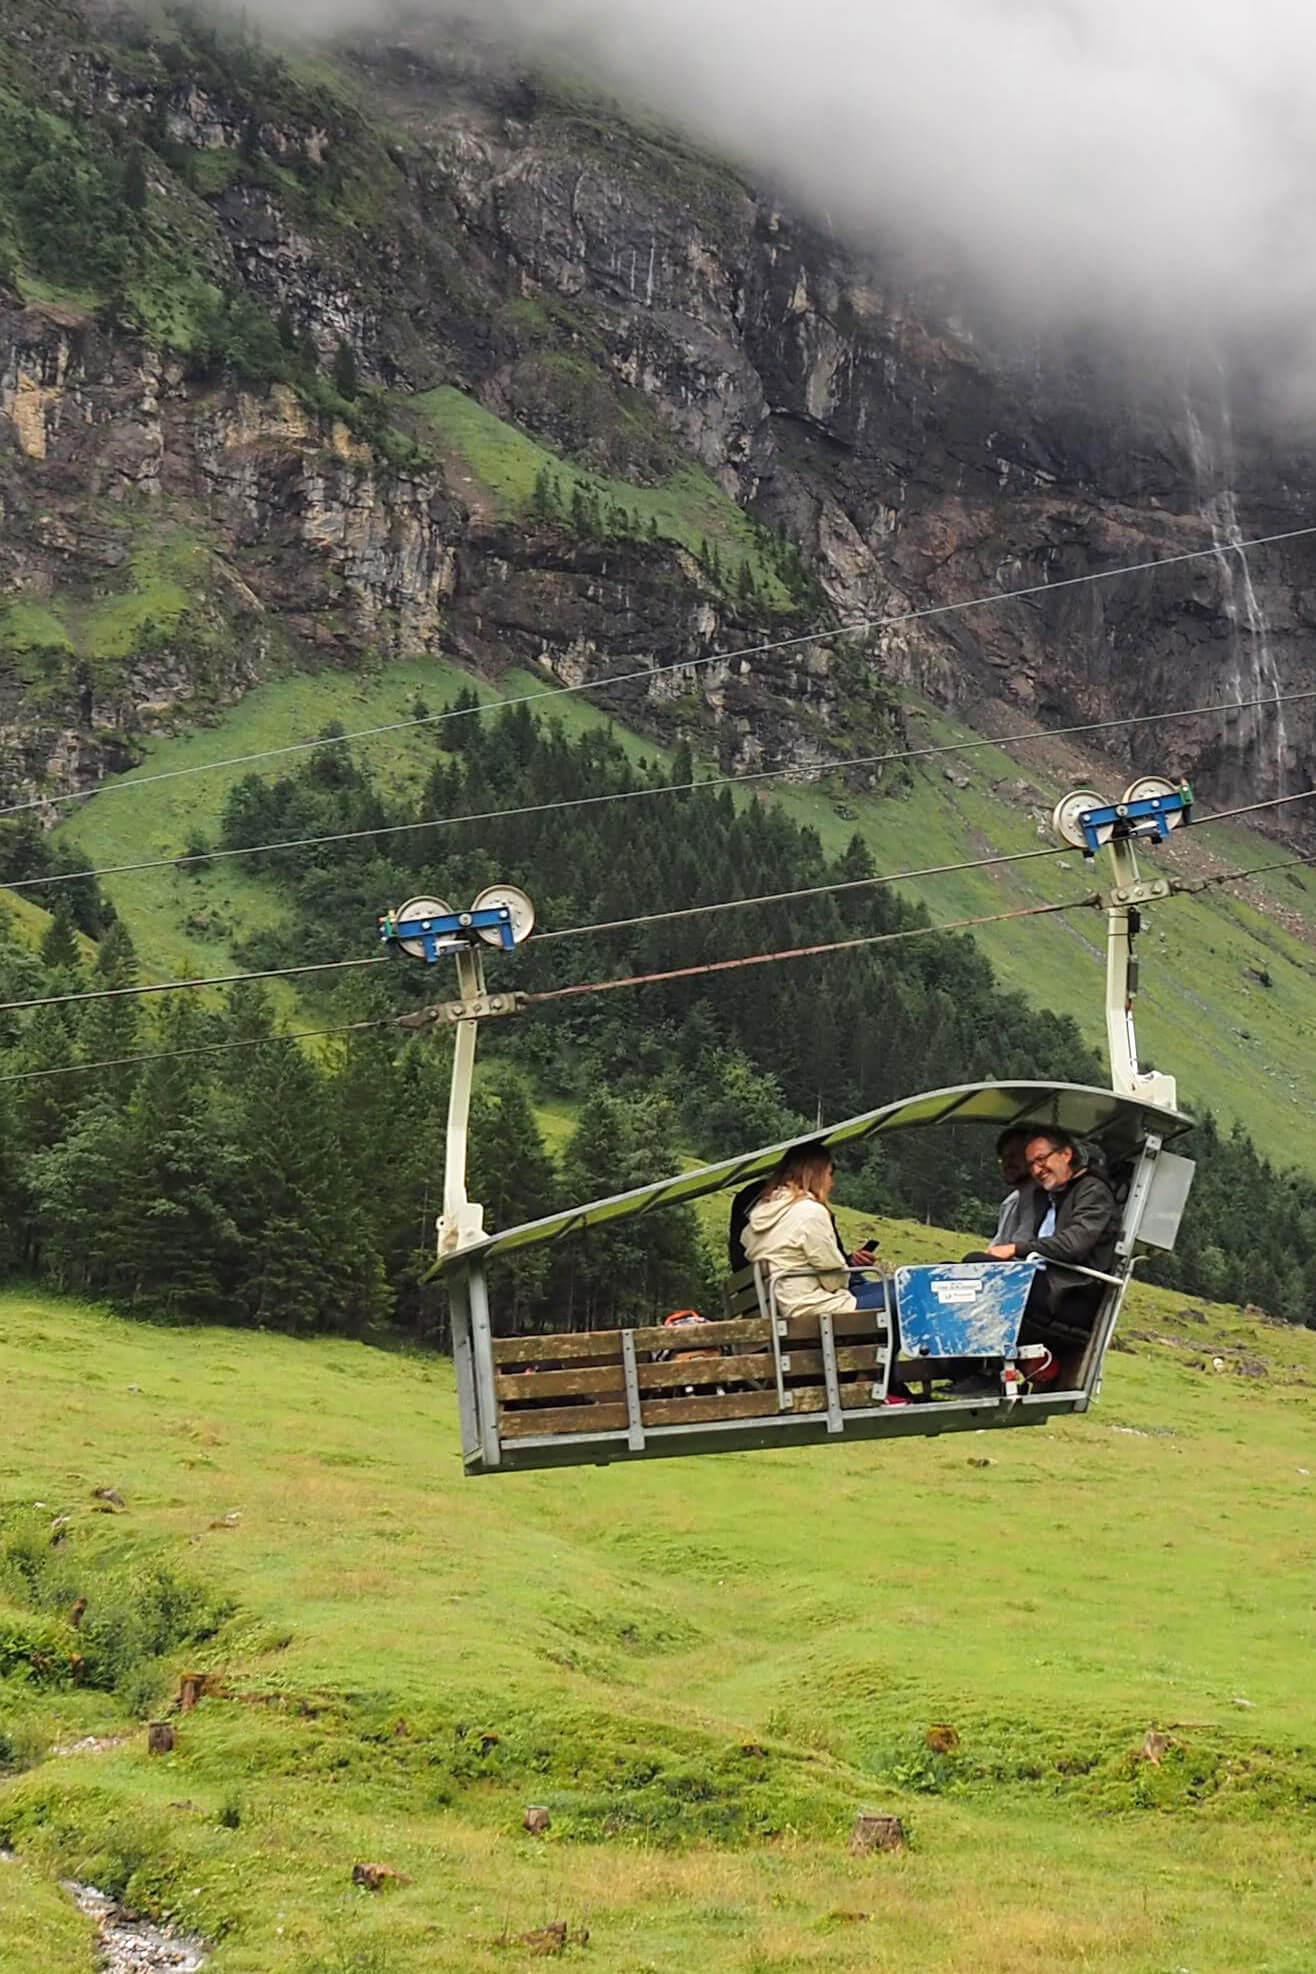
[472,884,536,948]
[395,897,455,961]
[1121,775,1178,807]
[1052,788,1106,850]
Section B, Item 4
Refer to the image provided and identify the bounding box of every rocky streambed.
[67,1882,207,1974]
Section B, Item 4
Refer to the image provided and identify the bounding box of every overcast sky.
[205,0,1316,376]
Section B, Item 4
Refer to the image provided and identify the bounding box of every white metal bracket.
[1102,835,1176,1108]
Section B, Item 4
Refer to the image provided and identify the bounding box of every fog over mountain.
[199,0,1316,386]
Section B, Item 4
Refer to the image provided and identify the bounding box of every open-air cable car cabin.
[382,782,1199,1474]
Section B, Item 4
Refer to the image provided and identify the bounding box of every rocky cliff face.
[1,1,1312,819]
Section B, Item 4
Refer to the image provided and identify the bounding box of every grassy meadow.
[2,1259,1315,1974]
[404,388,795,608]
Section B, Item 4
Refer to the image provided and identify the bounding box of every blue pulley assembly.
[378,885,537,963]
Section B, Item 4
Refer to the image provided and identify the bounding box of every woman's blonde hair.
[764,1144,835,1203]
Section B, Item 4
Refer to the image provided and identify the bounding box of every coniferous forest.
[2,701,1314,1336]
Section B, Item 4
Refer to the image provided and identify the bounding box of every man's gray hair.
[1023,1126,1079,1158]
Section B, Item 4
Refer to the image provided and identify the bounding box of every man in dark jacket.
[988,1128,1120,1325]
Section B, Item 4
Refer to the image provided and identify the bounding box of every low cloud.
[205,0,1316,378]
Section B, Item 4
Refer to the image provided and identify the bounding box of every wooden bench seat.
[493,1302,893,1440]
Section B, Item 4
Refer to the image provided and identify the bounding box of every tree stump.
[523,1806,551,1835]
[177,1674,206,1714]
[850,1813,905,1855]
[352,1863,412,1892]
[147,1722,176,1756]
[518,1922,569,1955]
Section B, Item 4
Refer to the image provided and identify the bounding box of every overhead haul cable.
[520,898,1103,1003]
[0,1018,393,1085]
[531,844,1066,941]
[2,798,1314,1020]
[533,793,1316,942]
[6,710,1316,903]
[0,955,388,1016]
[0,896,1100,1026]
[499,856,1316,1007]
[3,522,1315,822]
[2,856,1312,1068]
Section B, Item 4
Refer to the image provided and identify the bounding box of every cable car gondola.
[385,780,1198,1477]
[438,1079,1194,1474]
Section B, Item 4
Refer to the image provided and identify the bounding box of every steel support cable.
[1174,849,1316,893]
[0,892,1099,1019]
[0,1018,393,1086]
[0,954,388,1016]
[4,522,1315,824]
[4,852,1309,1088]
[522,896,1103,1004]
[3,793,1313,1020]
[8,704,1316,903]
[3,861,1311,1070]
[1178,786,1316,828]
[508,791,1316,944]
[524,866,1316,1007]
[534,844,1067,941]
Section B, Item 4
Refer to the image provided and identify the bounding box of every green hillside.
[39,659,1316,1171]
[2,1271,1314,1974]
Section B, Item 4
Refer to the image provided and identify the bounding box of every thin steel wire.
[2,858,1312,1080]
[3,790,1314,1018]
[0,954,387,1016]
[525,896,1103,1001]
[7,709,1315,902]
[0,1018,392,1085]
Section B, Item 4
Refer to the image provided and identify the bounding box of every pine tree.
[554,1093,711,1329]
[532,464,555,517]
[468,1064,558,1335]
[230,1038,386,1334]
[39,902,80,974]
[15,1008,83,1159]
[79,920,144,1106]
[104,1041,243,1316]
[0,1085,26,1274]
[122,147,149,214]
[143,95,170,157]
[332,338,359,401]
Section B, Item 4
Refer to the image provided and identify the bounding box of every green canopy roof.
[434,1080,1191,1275]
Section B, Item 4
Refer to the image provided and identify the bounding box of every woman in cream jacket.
[742,1145,887,1320]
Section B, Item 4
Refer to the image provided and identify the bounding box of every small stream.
[66,1882,207,1973]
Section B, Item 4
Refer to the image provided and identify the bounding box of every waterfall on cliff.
[1183,395,1288,793]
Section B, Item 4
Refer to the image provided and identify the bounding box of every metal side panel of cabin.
[1072,1270,1133,1407]
[448,1267,482,1468]
[1076,1133,1196,1402]
[467,1388,1084,1474]
[454,1261,503,1473]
